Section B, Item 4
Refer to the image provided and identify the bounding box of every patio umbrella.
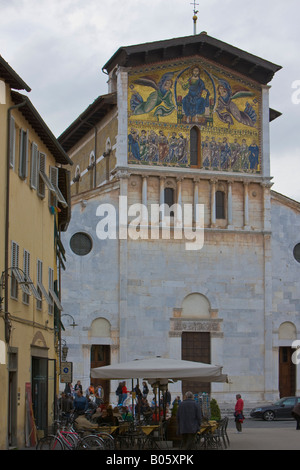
[91,356,228,382]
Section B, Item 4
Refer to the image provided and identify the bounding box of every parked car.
[250,397,300,421]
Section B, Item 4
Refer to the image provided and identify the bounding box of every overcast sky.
[1,0,299,201]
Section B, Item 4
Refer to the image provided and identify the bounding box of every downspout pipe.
[5,101,26,343]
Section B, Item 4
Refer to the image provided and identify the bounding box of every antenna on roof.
[190,0,199,35]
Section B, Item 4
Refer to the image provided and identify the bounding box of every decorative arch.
[181,292,211,319]
[90,318,111,338]
[278,322,297,340]
[32,331,47,348]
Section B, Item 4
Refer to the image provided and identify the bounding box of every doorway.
[279,347,296,398]
[90,345,110,402]
[32,357,48,432]
[181,332,211,396]
[8,349,18,447]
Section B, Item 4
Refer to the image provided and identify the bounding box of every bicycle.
[36,420,105,450]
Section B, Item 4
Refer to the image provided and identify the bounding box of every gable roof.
[103,32,282,85]
[11,90,73,166]
[271,190,300,212]
[58,92,117,153]
[0,55,31,92]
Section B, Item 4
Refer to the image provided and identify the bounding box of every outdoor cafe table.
[97,425,119,435]
[136,425,160,449]
[199,420,218,434]
[116,423,160,449]
[197,420,220,450]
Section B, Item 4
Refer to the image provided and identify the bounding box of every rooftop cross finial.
[190,0,199,35]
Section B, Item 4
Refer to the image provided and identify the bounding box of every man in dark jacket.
[177,391,201,449]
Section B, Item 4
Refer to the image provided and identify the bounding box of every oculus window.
[70,232,93,256]
[293,243,300,263]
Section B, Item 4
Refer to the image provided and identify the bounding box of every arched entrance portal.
[89,318,111,402]
[91,345,110,401]
[181,293,212,396]
[278,322,297,398]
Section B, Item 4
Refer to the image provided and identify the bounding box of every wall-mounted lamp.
[0,267,39,343]
[61,313,78,328]
[61,339,69,361]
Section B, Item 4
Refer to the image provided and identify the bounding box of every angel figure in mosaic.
[215,79,257,128]
[130,72,176,118]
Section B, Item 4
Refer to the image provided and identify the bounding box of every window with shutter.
[9,115,16,169]
[19,129,28,179]
[37,259,51,310]
[30,142,38,189]
[36,260,43,310]
[11,241,19,300]
[48,268,54,315]
[49,166,68,208]
[38,152,55,199]
[23,250,30,305]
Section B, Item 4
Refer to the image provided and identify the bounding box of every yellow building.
[0,56,72,449]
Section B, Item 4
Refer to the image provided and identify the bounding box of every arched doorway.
[278,322,297,398]
[181,293,211,396]
[90,345,110,402]
[89,318,111,402]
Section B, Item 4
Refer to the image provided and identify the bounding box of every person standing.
[142,381,149,399]
[95,384,104,405]
[121,381,128,405]
[234,394,244,433]
[177,391,201,450]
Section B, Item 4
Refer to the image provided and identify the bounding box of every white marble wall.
[60,180,300,404]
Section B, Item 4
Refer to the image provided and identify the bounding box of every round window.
[70,232,92,256]
[293,243,300,263]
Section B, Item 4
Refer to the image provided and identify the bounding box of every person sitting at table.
[113,406,122,421]
[106,406,119,425]
[165,404,171,420]
[120,405,134,422]
[140,399,152,422]
[96,406,119,426]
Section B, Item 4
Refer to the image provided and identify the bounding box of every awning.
[91,357,228,383]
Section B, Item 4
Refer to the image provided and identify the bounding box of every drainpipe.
[4,101,26,343]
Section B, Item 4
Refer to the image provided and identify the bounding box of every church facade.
[58,33,300,404]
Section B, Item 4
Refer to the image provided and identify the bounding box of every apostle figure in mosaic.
[248,140,260,171]
[128,128,141,160]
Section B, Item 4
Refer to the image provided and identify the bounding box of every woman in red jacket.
[234,394,244,433]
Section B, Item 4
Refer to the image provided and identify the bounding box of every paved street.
[226,418,300,450]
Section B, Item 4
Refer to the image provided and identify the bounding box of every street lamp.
[61,339,69,361]
[61,313,78,328]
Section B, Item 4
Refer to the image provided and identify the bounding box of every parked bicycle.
[36,418,105,450]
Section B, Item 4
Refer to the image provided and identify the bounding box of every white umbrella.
[91,356,228,382]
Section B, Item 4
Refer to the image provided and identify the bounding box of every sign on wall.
[60,362,73,383]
